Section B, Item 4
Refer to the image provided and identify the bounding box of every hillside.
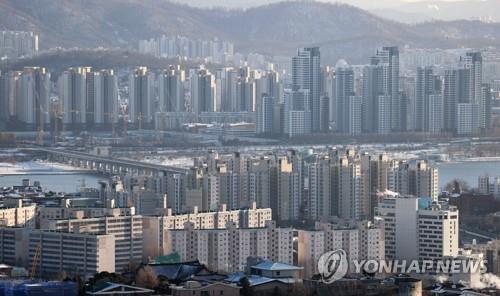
[0,0,499,63]
[372,0,500,23]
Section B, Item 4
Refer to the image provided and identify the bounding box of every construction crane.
[50,97,63,144]
[30,243,41,279]
[32,76,49,146]
[52,108,122,144]
[138,112,144,145]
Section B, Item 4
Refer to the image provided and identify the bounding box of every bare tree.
[289,283,308,296]
[444,179,470,193]
[136,266,159,289]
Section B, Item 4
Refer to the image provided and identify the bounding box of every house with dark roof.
[86,282,154,296]
[170,281,240,296]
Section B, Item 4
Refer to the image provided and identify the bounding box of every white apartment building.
[37,206,135,229]
[307,156,332,220]
[0,227,115,278]
[28,230,115,278]
[336,156,364,220]
[418,206,459,261]
[0,31,39,58]
[477,175,500,199]
[202,174,219,211]
[376,95,391,134]
[348,95,363,135]
[0,202,36,228]
[376,196,459,261]
[388,160,439,200]
[297,230,324,279]
[456,103,479,135]
[58,67,89,125]
[142,204,272,260]
[286,110,311,137]
[46,214,143,272]
[298,221,384,279]
[165,221,293,273]
[466,239,500,275]
[428,94,443,133]
[15,67,51,125]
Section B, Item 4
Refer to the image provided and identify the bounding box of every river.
[2,159,500,193]
[0,161,105,193]
[437,160,500,190]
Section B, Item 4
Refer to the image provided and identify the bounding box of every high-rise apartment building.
[139,35,234,62]
[428,94,444,133]
[58,67,90,125]
[235,76,256,112]
[181,148,438,225]
[480,84,492,130]
[129,67,155,126]
[415,67,441,132]
[92,69,118,126]
[347,95,363,135]
[374,47,402,131]
[388,160,439,200]
[292,47,321,131]
[306,155,332,220]
[335,67,355,133]
[256,95,275,134]
[0,72,17,121]
[298,221,384,279]
[275,155,301,222]
[216,67,238,112]
[142,204,272,260]
[158,65,186,112]
[15,67,51,127]
[0,31,39,58]
[284,89,312,137]
[58,67,118,128]
[442,52,488,134]
[375,95,391,134]
[46,214,143,272]
[334,155,365,220]
[456,103,479,135]
[165,221,293,273]
[361,63,383,133]
[190,68,216,114]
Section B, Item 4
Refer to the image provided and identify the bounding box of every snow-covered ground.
[0,160,86,175]
[142,157,194,169]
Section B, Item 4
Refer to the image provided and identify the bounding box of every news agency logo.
[317,249,487,284]
[317,249,349,284]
